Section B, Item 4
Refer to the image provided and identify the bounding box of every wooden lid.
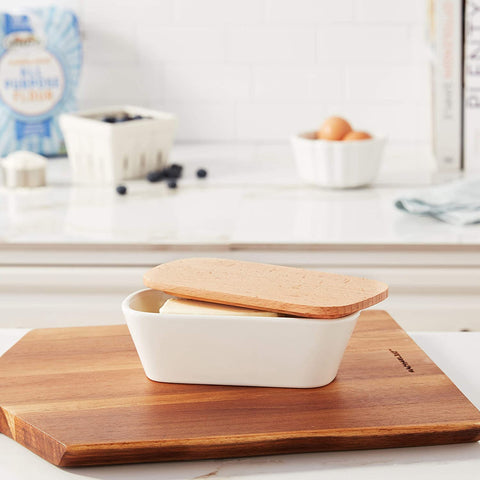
[143,258,388,319]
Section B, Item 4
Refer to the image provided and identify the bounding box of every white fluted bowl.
[291,131,386,188]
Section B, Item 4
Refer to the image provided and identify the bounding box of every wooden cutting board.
[0,311,479,467]
[143,258,389,318]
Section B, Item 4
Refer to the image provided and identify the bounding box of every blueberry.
[170,163,183,175]
[116,184,127,195]
[146,170,164,182]
[116,113,132,122]
[196,168,207,179]
[167,180,177,189]
[102,115,117,123]
[163,164,183,179]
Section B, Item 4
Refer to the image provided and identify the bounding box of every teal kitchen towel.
[395,178,480,225]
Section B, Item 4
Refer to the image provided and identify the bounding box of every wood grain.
[143,258,389,318]
[0,311,479,467]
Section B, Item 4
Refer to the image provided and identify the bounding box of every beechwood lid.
[143,258,388,319]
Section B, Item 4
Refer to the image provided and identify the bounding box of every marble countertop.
[0,329,479,479]
[2,143,480,269]
[1,143,479,249]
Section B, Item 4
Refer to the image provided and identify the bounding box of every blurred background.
[2,1,479,333]
[5,0,429,145]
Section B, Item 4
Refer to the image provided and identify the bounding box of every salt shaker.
[1,151,47,188]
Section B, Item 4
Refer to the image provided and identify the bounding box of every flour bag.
[0,8,82,156]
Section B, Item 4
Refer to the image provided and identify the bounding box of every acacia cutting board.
[143,258,389,318]
[0,311,479,467]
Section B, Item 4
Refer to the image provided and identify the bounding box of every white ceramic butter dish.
[122,258,388,389]
[122,288,360,389]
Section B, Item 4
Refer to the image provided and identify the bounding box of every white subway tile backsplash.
[142,66,165,103]
[228,27,315,63]
[78,64,149,103]
[317,25,411,63]
[346,65,428,102]
[165,65,250,101]
[252,66,345,101]
[82,0,173,26]
[82,23,139,65]
[236,103,325,141]
[410,25,430,64]
[132,0,174,26]
[174,0,264,25]
[82,0,138,25]
[354,0,424,24]
[266,0,353,24]
[163,102,236,141]
[137,27,226,63]
[19,0,429,144]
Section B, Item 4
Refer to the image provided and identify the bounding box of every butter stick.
[159,298,279,317]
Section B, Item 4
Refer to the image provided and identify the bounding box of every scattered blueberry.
[167,180,177,189]
[196,168,207,179]
[101,113,147,123]
[116,184,127,195]
[146,169,164,182]
[163,164,183,179]
[116,114,131,122]
[170,164,183,176]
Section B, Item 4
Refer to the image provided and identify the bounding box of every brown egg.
[317,117,352,140]
[343,131,372,141]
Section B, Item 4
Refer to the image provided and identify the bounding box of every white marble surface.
[1,143,479,249]
[0,329,479,480]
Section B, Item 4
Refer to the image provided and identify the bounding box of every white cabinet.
[2,246,479,331]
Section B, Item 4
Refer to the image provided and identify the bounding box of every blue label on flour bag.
[4,14,33,34]
[0,8,82,156]
[15,119,51,139]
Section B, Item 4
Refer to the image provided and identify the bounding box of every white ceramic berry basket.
[291,131,386,188]
[60,106,177,185]
[122,288,360,389]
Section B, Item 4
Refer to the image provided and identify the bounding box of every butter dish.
[122,258,388,388]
